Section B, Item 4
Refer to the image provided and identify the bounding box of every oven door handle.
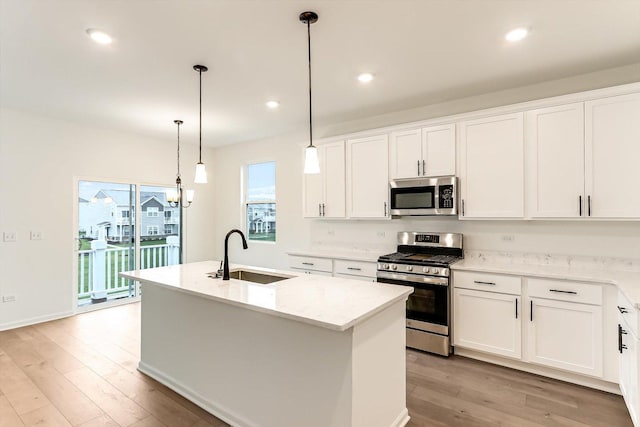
[376,271,449,286]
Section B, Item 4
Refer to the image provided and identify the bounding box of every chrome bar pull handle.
[549,289,577,295]
[318,203,321,216]
[474,280,496,286]
[384,201,388,216]
[461,199,465,216]
[322,203,325,216]
[515,298,518,319]
[417,160,420,176]
[588,195,592,216]
[422,160,426,176]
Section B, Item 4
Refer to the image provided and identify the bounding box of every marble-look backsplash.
[463,250,640,272]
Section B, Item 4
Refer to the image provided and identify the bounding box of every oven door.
[377,272,449,335]
[389,184,436,216]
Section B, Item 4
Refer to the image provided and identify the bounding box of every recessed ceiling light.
[357,73,374,83]
[266,100,280,109]
[505,27,528,42]
[86,29,113,45]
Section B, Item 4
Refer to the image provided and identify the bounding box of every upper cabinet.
[346,134,390,219]
[526,103,585,218]
[585,93,640,218]
[303,140,346,218]
[526,93,640,219]
[458,113,524,218]
[389,124,455,179]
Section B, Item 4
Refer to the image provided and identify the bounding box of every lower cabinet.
[453,271,606,379]
[527,297,603,377]
[619,292,640,426]
[288,254,377,281]
[453,288,521,359]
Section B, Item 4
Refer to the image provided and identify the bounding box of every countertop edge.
[287,250,380,263]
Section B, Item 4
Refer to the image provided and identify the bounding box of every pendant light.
[300,11,320,174]
[167,120,194,208]
[193,64,209,183]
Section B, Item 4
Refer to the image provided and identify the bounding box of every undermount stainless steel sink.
[227,270,292,284]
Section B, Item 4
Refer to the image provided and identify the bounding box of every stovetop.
[378,251,462,267]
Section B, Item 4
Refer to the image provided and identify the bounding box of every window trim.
[146,207,159,217]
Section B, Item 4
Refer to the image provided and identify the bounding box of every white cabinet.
[303,141,345,218]
[526,103,585,218]
[288,255,333,275]
[585,93,640,218]
[458,113,524,218]
[346,134,389,218]
[453,287,522,359]
[287,254,376,280]
[618,292,639,426]
[389,124,455,179]
[526,278,603,377]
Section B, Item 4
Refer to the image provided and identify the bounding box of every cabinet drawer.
[334,259,377,278]
[528,278,602,306]
[618,291,638,337]
[453,271,521,295]
[288,255,332,273]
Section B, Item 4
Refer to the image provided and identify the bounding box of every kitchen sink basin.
[227,270,292,284]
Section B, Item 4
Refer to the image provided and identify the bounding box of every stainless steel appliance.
[377,231,463,356]
[389,176,457,216]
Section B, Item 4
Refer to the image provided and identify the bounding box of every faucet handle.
[217,260,224,275]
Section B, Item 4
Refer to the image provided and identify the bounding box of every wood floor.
[0,303,633,427]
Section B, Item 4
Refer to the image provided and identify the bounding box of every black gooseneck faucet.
[222,229,248,280]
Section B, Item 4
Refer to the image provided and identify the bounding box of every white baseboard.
[390,408,410,427]
[454,347,621,395]
[0,310,74,332]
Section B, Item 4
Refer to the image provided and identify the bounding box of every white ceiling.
[1,0,639,147]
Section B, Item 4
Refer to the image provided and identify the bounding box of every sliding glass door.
[76,181,181,308]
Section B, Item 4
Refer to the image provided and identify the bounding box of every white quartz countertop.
[120,261,412,331]
[452,259,640,309]
[287,250,380,263]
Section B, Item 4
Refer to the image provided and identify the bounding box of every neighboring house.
[248,205,276,234]
[79,190,179,242]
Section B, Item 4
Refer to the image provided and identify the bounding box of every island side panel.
[352,299,409,427]
[139,283,354,427]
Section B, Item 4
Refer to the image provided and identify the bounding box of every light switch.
[3,232,16,242]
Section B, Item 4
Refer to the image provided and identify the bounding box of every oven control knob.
[407,265,413,272]
[391,264,397,270]
[423,267,430,273]
[432,268,440,275]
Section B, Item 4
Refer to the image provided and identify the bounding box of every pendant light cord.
[307,20,313,148]
[198,69,203,163]
[176,122,181,178]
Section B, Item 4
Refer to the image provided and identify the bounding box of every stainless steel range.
[377,232,463,356]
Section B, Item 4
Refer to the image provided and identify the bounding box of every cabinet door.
[458,113,524,218]
[389,129,422,179]
[526,103,585,218]
[453,288,522,359]
[422,124,455,177]
[527,298,603,377]
[323,141,346,218]
[585,93,640,218]
[619,321,639,426]
[346,134,389,218]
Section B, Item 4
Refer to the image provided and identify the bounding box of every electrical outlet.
[2,295,16,303]
[377,231,386,238]
[30,231,43,240]
[3,232,16,242]
[501,235,515,242]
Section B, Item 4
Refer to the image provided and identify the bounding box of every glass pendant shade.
[185,189,195,203]
[304,145,320,174]
[166,189,179,204]
[194,162,208,184]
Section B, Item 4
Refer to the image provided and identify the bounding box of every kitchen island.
[120,261,413,427]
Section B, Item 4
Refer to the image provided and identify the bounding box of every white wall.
[0,108,216,329]
[212,64,640,269]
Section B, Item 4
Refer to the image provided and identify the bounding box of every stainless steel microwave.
[389,176,457,216]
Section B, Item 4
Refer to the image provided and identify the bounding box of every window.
[164,225,173,234]
[147,226,159,235]
[245,161,276,242]
[121,210,130,218]
[147,207,159,217]
[164,210,172,219]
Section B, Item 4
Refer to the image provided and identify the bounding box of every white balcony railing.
[78,239,179,301]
